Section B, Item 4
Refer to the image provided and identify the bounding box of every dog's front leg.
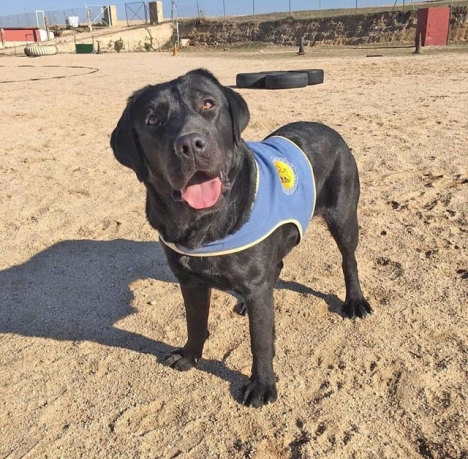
[164,278,211,371]
[242,286,277,407]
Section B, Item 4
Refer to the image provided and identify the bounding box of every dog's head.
[110,69,250,211]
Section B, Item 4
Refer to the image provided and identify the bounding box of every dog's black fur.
[110,69,372,407]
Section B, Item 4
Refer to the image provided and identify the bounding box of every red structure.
[1,28,42,43]
[416,7,451,46]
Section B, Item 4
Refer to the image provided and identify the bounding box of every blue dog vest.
[160,136,316,257]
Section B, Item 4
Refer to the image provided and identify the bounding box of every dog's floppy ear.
[110,91,148,182]
[222,85,250,146]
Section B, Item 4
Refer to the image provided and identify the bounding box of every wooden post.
[0,28,5,48]
[297,36,305,55]
[44,17,50,42]
[87,8,93,32]
[413,32,422,54]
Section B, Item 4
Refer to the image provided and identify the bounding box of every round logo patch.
[273,158,297,194]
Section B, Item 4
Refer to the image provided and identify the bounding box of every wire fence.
[0,0,462,29]
[0,6,105,29]
[173,0,292,18]
[163,0,447,19]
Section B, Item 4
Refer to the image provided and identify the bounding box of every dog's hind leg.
[323,176,372,319]
[164,279,211,370]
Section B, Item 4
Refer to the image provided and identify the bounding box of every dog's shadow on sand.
[0,239,343,402]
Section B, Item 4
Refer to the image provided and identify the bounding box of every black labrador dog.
[110,69,372,407]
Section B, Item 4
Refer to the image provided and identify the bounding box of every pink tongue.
[182,177,222,210]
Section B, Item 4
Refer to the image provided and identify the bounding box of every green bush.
[114,38,125,53]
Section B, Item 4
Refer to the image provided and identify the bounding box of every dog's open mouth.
[178,171,222,210]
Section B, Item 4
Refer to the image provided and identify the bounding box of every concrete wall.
[0,27,55,48]
[54,23,173,53]
[2,28,41,46]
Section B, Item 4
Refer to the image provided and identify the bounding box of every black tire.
[288,69,324,85]
[265,72,308,89]
[259,71,288,75]
[236,72,269,89]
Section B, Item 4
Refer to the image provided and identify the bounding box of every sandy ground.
[1,46,467,459]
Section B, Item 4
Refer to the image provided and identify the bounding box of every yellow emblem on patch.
[273,159,297,194]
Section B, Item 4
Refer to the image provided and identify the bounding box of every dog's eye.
[202,99,214,110]
[147,115,160,126]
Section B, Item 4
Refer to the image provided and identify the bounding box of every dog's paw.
[242,379,277,407]
[342,298,373,319]
[233,301,247,316]
[164,350,197,371]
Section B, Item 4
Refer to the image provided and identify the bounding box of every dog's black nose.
[174,133,206,156]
